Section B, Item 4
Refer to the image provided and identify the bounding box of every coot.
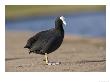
[24,16,66,65]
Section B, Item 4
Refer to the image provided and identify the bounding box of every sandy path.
[5,31,106,72]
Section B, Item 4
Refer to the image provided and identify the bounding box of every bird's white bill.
[60,16,66,26]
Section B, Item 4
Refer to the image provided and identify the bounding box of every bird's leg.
[44,53,61,65]
[45,53,49,64]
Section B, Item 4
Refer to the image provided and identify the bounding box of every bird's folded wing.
[24,32,42,49]
[42,36,59,52]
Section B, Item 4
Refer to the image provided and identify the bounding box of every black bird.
[24,16,66,65]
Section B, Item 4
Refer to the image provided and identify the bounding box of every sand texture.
[5,31,106,72]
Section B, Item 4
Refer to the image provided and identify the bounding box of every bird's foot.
[46,62,61,65]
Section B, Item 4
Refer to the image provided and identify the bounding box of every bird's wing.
[24,31,44,49]
[41,35,60,53]
[29,33,60,53]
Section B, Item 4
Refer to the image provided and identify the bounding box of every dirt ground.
[5,31,106,72]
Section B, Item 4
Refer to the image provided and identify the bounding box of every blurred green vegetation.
[5,5,105,19]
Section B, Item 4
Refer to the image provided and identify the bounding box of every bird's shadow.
[75,59,106,64]
[60,59,106,65]
[5,57,106,66]
[5,57,36,61]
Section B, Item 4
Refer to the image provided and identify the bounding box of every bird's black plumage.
[24,16,66,55]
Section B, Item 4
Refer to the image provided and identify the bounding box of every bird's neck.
[55,26,64,32]
[55,22,64,36]
[55,23,64,31]
[55,25,64,37]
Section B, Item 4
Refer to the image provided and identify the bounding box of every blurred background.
[5,5,106,37]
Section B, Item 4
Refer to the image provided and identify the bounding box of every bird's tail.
[24,45,30,49]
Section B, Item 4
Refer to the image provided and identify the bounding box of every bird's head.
[55,16,66,28]
[60,16,66,26]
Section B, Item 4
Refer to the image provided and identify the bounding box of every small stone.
[56,62,60,65]
[48,63,52,65]
[52,63,56,65]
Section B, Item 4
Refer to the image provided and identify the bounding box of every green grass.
[5,5,105,19]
